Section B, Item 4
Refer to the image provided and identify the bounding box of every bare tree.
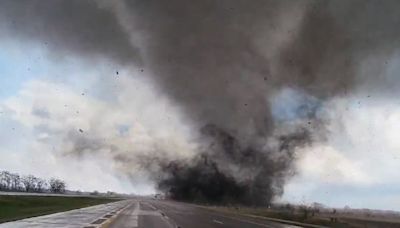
[0,171,12,190]
[10,173,21,191]
[0,171,6,190]
[35,178,47,192]
[49,178,66,193]
[1,170,67,194]
[21,175,37,192]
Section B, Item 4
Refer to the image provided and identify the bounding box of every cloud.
[296,145,371,185]
[282,94,400,210]
[0,66,197,193]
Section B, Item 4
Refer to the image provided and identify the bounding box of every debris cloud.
[1,0,400,205]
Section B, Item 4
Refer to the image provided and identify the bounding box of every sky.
[1,1,400,211]
[1,38,400,211]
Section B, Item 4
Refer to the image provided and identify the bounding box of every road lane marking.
[213,219,224,224]
[101,201,137,228]
[132,202,140,215]
[141,201,177,228]
[141,201,158,210]
[211,214,275,228]
[129,202,139,227]
[138,202,166,216]
[91,218,107,224]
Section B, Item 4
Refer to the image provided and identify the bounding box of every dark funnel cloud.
[124,0,400,204]
[155,124,311,205]
[2,0,400,205]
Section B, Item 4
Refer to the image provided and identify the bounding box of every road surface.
[108,199,303,228]
[0,200,131,228]
[0,198,309,228]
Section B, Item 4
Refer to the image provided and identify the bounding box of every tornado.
[1,0,400,205]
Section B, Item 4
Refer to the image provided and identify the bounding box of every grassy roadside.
[204,206,338,227]
[0,195,120,223]
[205,206,400,228]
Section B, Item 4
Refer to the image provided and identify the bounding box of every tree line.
[0,170,66,193]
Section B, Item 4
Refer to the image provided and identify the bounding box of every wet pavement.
[0,200,131,228]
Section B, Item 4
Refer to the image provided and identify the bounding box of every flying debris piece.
[79,129,84,133]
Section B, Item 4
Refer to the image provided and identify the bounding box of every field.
[207,206,400,228]
[0,195,120,223]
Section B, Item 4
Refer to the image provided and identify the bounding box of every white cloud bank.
[0,65,197,194]
[282,95,400,210]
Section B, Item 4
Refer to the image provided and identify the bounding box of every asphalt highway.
[0,198,305,228]
[108,199,302,228]
[0,200,131,228]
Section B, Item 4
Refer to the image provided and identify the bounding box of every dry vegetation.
[205,204,400,228]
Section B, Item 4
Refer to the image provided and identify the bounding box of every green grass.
[0,195,120,223]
